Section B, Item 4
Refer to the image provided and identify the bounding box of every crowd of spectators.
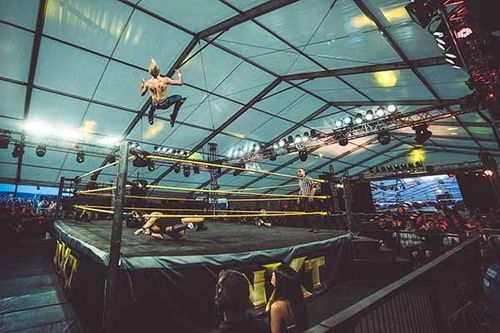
[369,203,500,234]
[0,196,57,240]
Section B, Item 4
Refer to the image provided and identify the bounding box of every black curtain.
[351,182,375,213]
[456,172,499,211]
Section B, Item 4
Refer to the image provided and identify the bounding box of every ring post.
[103,141,129,333]
[56,176,65,218]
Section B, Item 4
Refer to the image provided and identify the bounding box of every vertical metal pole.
[103,141,129,333]
[56,176,65,218]
[343,171,354,230]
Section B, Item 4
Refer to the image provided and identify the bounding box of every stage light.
[452,66,461,70]
[183,165,191,177]
[270,153,277,161]
[310,129,318,138]
[108,155,116,164]
[405,0,436,28]
[279,139,285,147]
[413,124,432,144]
[227,149,234,158]
[401,163,407,170]
[374,167,380,173]
[343,116,352,125]
[338,137,348,146]
[484,169,494,177]
[364,110,374,121]
[377,131,391,145]
[36,144,46,157]
[387,105,397,113]
[294,135,302,143]
[380,166,387,172]
[387,165,394,172]
[415,161,423,168]
[243,145,249,153]
[253,144,260,152]
[375,107,385,117]
[174,163,181,173]
[273,143,279,150]
[445,53,457,59]
[433,31,444,38]
[302,132,309,142]
[408,162,415,169]
[335,120,343,127]
[193,166,200,174]
[166,148,173,154]
[76,149,85,163]
[298,150,308,162]
[354,113,363,124]
[445,58,455,65]
[394,164,401,170]
[287,135,294,144]
[435,38,446,45]
[147,161,155,172]
[12,143,24,158]
[437,43,446,51]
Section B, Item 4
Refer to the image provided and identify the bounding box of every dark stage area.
[56,219,350,257]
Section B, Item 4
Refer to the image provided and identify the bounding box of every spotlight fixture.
[380,166,387,172]
[343,116,352,125]
[298,150,308,162]
[270,153,277,161]
[193,165,200,174]
[413,124,432,144]
[338,137,348,146]
[310,129,318,138]
[377,131,391,145]
[36,144,46,157]
[405,0,437,28]
[278,139,285,148]
[401,163,407,170]
[375,107,385,117]
[364,110,374,121]
[354,113,363,124]
[394,164,401,171]
[294,134,302,143]
[183,165,191,177]
[387,165,394,172]
[12,143,24,158]
[147,161,155,172]
[76,149,85,163]
[174,163,181,173]
[302,132,309,142]
[415,161,423,168]
[387,105,397,113]
[335,120,343,127]
[273,143,279,150]
[408,162,415,169]
[287,135,294,144]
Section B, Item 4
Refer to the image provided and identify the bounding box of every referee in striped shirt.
[297,168,320,232]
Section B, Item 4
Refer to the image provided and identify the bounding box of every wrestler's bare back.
[145,77,170,105]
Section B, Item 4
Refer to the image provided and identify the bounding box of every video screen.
[370,174,464,212]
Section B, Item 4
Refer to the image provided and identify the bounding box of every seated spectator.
[269,264,308,333]
[210,269,269,333]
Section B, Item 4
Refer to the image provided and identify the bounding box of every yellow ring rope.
[146,185,328,199]
[77,156,135,179]
[75,205,306,214]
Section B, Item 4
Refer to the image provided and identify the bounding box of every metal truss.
[225,99,475,165]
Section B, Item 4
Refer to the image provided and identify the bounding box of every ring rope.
[147,155,326,183]
[229,184,299,192]
[142,212,328,218]
[75,205,309,215]
[75,192,199,202]
[73,205,327,218]
[73,192,324,202]
[77,156,135,179]
[73,205,114,214]
[146,185,328,199]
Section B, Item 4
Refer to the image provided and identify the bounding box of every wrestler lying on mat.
[140,59,186,126]
[132,211,204,240]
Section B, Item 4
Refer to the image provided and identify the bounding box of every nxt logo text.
[53,240,79,291]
